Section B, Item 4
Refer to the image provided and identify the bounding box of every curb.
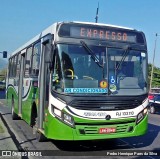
[0,113,29,159]
[0,113,20,150]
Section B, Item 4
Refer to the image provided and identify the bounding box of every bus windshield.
[51,43,147,95]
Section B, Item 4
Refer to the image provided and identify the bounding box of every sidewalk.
[0,115,18,150]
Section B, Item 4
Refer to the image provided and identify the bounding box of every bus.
[6,21,148,141]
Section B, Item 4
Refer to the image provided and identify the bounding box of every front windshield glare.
[51,44,147,95]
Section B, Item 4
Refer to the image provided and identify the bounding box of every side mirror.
[3,51,7,58]
[45,44,55,63]
[42,35,54,63]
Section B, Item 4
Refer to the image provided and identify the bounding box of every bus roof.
[10,22,57,57]
[72,21,134,30]
[10,21,138,57]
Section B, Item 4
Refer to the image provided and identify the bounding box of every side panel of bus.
[20,43,41,125]
[7,53,21,117]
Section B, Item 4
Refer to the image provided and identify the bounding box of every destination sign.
[70,26,136,42]
[58,23,145,43]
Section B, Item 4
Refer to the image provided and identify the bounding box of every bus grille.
[78,124,133,135]
[70,100,141,110]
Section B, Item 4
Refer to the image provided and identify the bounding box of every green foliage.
[0,68,7,81]
[0,58,7,81]
[149,63,160,88]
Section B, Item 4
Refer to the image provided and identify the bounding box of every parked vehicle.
[149,94,160,114]
[148,93,155,100]
[0,81,6,90]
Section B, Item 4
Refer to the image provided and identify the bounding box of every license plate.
[99,127,116,134]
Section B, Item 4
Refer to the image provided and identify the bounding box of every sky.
[0,0,160,67]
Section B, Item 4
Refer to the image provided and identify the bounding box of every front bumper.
[44,113,148,140]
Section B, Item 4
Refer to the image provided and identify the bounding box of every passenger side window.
[16,53,21,78]
[24,47,32,77]
[32,42,41,76]
[13,55,18,77]
[8,59,12,77]
[10,56,17,77]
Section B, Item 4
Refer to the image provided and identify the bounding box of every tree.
[149,63,160,88]
[0,68,7,81]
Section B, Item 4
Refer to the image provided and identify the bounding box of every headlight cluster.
[136,108,148,124]
[51,105,74,127]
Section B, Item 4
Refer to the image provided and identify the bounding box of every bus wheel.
[150,105,155,114]
[11,98,19,120]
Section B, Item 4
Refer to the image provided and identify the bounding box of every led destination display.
[58,23,145,43]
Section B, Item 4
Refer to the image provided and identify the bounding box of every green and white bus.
[6,21,148,141]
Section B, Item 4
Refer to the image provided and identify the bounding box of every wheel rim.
[150,106,154,113]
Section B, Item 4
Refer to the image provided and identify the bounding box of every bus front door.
[38,39,51,131]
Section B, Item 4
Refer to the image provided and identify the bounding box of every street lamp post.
[150,33,159,91]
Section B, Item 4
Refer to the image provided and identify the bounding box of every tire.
[150,105,155,114]
[11,98,19,120]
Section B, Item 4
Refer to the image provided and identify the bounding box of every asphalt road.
[0,90,160,159]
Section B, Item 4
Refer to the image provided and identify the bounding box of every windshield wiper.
[80,40,103,68]
[116,45,131,71]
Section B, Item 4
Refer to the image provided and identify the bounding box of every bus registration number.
[99,127,116,134]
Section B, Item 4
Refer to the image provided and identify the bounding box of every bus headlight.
[51,105,74,127]
[53,107,62,118]
[63,113,74,127]
[136,108,148,124]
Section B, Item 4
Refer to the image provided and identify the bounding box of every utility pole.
[95,2,99,23]
[150,33,159,91]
